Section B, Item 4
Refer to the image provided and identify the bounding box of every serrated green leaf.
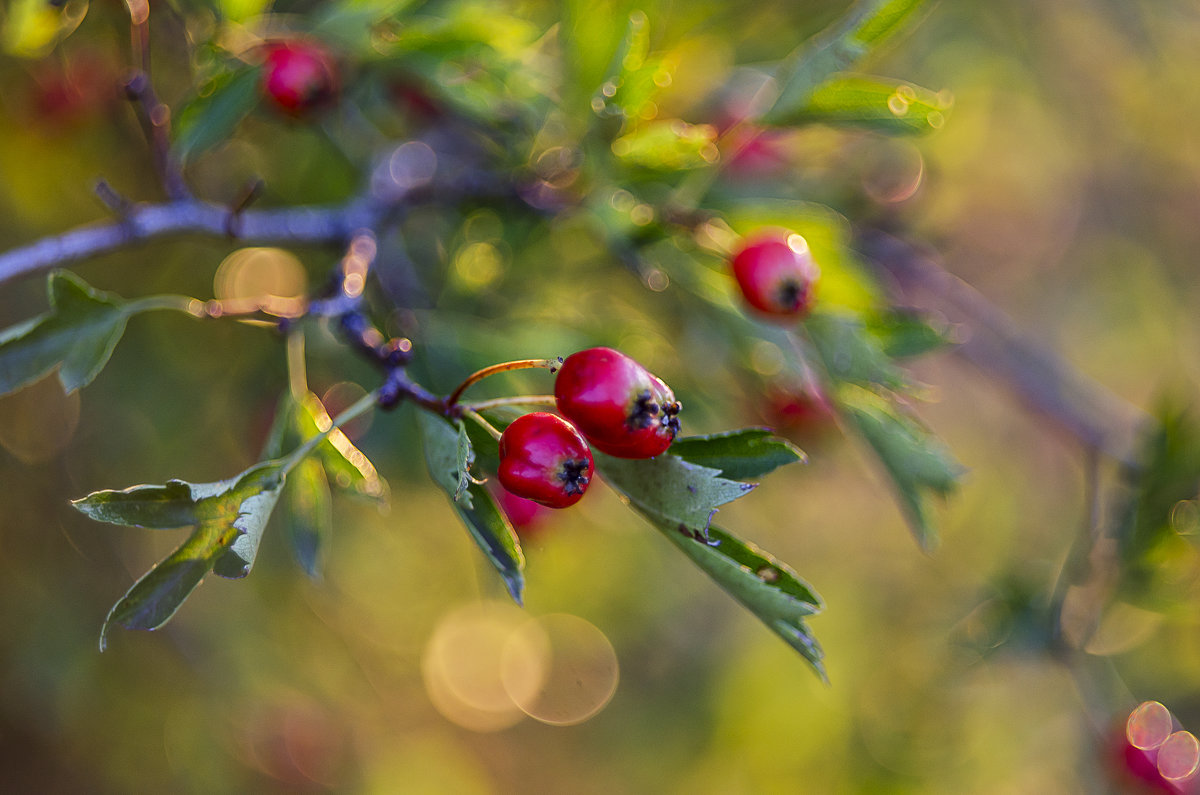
[174,65,263,164]
[417,411,476,508]
[212,462,286,579]
[774,74,951,134]
[594,450,755,538]
[282,458,332,578]
[419,412,525,603]
[866,309,956,359]
[78,461,287,648]
[669,429,806,481]
[805,311,910,392]
[71,481,198,529]
[659,522,826,679]
[0,271,128,396]
[763,0,929,126]
[839,385,963,550]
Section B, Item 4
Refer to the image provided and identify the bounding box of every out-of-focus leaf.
[174,65,263,164]
[0,271,128,396]
[866,309,956,359]
[611,120,718,171]
[283,458,332,578]
[660,522,826,679]
[75,461,286,648]
[590,11,670,126]
[838,385,963,550]
[293,392,388,502]
[805,311,910,392]
[419,412,525,603]
[763,0,928,125]
[669,429,807,481]
[1114,403,1200,600]
[2,0,85,58]
[594,451,755,539]
[773,74,951,134]
[218,0,272,24]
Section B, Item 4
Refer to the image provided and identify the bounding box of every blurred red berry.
[261,40,338,116]
[730,231,820,318]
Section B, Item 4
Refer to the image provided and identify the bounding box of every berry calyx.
[261,40,338,116]
[730,231,819,317]
[498,413,594,508]
[554,347,681,459]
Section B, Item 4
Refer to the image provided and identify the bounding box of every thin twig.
[0,197,384,285]
[855,227,1151,467]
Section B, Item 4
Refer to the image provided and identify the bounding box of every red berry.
[730,231,819,317]
[261,41,338,116]
[498,413,594,509]
[554,347,681,459]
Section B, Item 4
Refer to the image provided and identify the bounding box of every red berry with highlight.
[730,231,819,317]
[498,413,594,509]
[555,347,681,459]
[261,41,338,116]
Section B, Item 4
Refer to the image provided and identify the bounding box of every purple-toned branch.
[855,228,1150,467]
[0,197,385,285]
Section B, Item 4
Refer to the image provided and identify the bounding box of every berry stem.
[461,408,503,441]
[462,395,557,413]
[445,358,563,408]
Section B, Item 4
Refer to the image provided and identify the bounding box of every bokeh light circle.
[1127,701,1174,751]
[0,374,80,464]
[1159,731,1200,783]
[500,613,619,726]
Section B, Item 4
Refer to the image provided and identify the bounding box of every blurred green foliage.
[1,0,1199,792]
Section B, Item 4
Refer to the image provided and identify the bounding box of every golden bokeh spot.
[0,374,81,464]
[213,247,308,317]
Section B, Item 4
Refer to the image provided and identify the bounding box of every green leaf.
[0,271,128,396]
[594,451,755,539]
[763,0,929,126]
[75,461,287,648]
[669,429,807,481]
[419,412,525,603]
[1114,402,1200,600]
[211,462,287,579]
[773,74,951,134]
[173,65,263,164]
[611,120,718,171]
[70,481,198,529]
[839,385,963,550]
[282,458,332,579]
[293,392,389,502]
[805,311,911,392]
[660,522,826,679]
[866,309,956,359]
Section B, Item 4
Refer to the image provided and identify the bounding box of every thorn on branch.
[93,179,132,216]
[225,178,264,237]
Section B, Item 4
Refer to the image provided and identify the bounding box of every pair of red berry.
[496,348,681,509]
[730,230,820,318]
